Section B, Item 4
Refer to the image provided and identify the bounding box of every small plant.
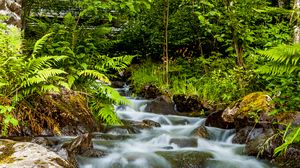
[0,105,18,136]
[274,124,300,156]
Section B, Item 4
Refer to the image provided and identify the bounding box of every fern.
[95,104,122,125]
[31,33,54,58]
[79,69,111,84]
[257,44,300,75]
[274,124,300,156]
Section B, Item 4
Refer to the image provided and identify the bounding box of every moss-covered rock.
[2,89,101,137]
[0,139,73,168]
[222,92,272,129]
[156,151,213,168]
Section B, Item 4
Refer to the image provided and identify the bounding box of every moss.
[156,151,213,168]
[0,140,16,164]
[237,92,271,119]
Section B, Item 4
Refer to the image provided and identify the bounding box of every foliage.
[131,60,258,105]
[274,124,300,156]
[257,44,300,75]
[0,17,67,135]
[25,12,135,125]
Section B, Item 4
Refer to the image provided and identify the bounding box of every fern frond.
[40,84,60,93]
[104,55,135,72]
[96,104,122,125]
[21,77,46,87]
[32,33,54,58]
[98,84,130,105]
[257,44,300,75]
[78,70,110,84]
[57,81,71,90]
[26,56,68,73]
[37,69,67,80]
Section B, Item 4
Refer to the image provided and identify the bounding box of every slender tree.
[293,0,300,43]
[163,0,170,85]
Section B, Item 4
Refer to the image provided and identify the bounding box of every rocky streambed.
[1,87,299,168]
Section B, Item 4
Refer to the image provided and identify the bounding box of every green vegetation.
[0,0,299,158]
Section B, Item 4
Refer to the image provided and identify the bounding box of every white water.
[77,89,274,168]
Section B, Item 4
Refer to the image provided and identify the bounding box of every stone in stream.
[221,92,272,130]
[274,144,300,168]
[169,138,198,148]
[205,111,235,129]
[173,94,204,113]
[0,139,73,168]
[139,84,162,99]
[191,125,210,139]
[145,95,176,114]
[64,133,106,167]
[156,151,213,168]
[122,119,161,130]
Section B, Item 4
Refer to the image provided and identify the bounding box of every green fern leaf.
[37,68,67,80]
[257,44,300,75]
[78,70,110,84]
[32,33,54,58]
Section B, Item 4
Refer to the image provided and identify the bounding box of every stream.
[76,88,275,168]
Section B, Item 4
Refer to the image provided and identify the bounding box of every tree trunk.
[294,0,300,43]
[233,30,244,67]
[163,0,170,85]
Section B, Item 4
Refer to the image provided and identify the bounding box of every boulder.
[156,151,213,168]
[205,111,235,129]
[111,81,126,88]
[232,126,264,144]
[64,133,106,166]
[0,139,73,168]
[243,129,277,158]
[122,119,161,129]
[145,95,176,114]
[274,144,300,168]
[192,125,210,139]
[222,92,272,130]
[140,84,161,99]
[169,138,198,148]
[4,89,101,137]
[173,94,204,113]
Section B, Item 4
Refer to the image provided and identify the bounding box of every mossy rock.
[2,89,101,137]
[0,140,73,167]
[222,92,272,127]
[156,151,213,168]
[0,140,16,164]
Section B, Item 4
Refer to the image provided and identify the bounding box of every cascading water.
[77,88,275,168]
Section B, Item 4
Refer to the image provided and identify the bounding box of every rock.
[274,144,300,168]
[0,0,22,28]
[232,126,264,144]
[142,119,161,127]
[205,111,235,129]
[173,94,204,113]
[222,92,272,130]
[140,84,161,99]
[145,95,176,114]
[169,138,198,148]
[111,81,126,88]
[104,124,141,134]
[64,133,106,166]
[243,129,277,158]
[122,119,161,129]
[156,151,213,168]
[276,111,300,129]
[192,125,210,139]
[6,89,101,136]
[0,139,73,168]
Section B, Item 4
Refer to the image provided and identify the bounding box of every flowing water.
[77,88,275,168]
